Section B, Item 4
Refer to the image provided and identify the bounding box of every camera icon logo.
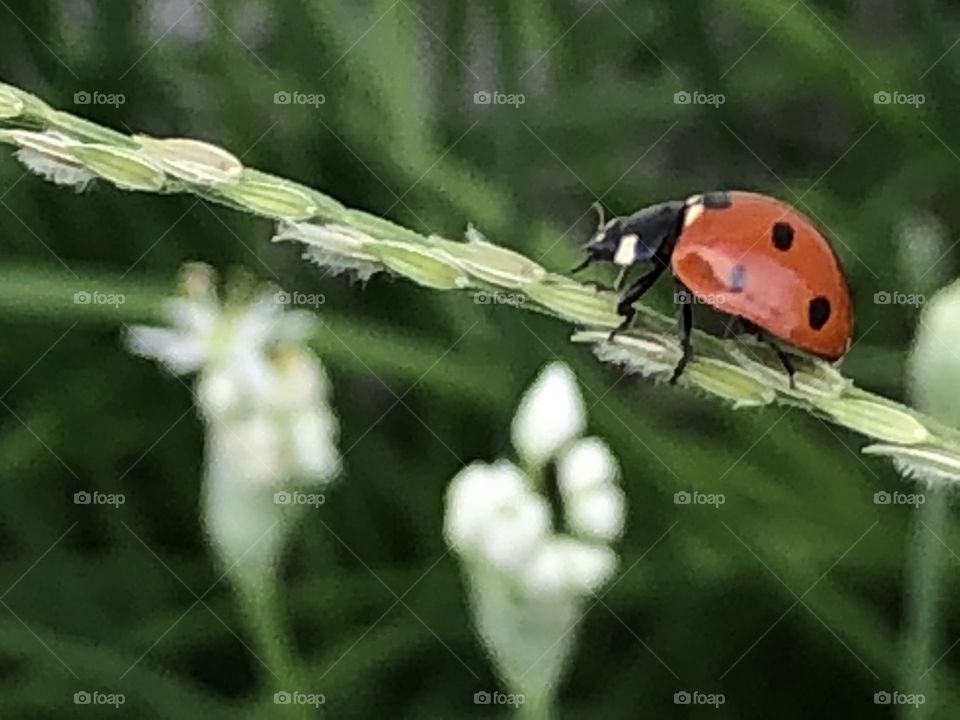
[474,691,492,705]
[74,491,92,505]
[474,291,490,304]
[873,291,891,304]
[874,691,891,705]
[674,290,693,305]
[74,291,91,305]
[274,491,292,505]
[674,491,691,505]
[274,691,291,704]
[873,91,891,105]
[474,91,492,105]
[74,691,91,704]
[673,91,691,105]
[274,291,291,305]
[874,491,891,505]
[74,91,92,105]
[674,691,691,705]
[274,91,292,105]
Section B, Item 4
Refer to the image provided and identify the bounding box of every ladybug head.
[574,200,685,274]
[582,217,631,265]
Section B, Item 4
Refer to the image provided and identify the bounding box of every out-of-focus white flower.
[446,361,624,710]
[126,264,341,586]
[511,362,586,467]
[909,279,960,424]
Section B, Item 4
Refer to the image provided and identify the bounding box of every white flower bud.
[565,486,626,542]
[523,537,617,599]
[511,362,586,467]
[444,461,550,573]
[557,437,618,494]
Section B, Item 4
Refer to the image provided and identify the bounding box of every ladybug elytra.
[574,191,854,385]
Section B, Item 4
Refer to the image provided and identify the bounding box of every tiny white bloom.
[564,485,626,542]
[557,437,619,494]
[511,362,586,467]
[523,536,617,599]
[557,438,625,541]
[444,461,550,573]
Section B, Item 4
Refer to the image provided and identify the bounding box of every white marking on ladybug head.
[683,201,705,229]
[613,233,639,266]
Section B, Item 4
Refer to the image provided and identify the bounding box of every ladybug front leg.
[669,280,694,384]
[608,261,669,340]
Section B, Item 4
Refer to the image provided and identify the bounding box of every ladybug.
[573,191,854,385]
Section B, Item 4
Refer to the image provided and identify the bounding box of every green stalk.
[899,489,949,719]
[2,78,959,484]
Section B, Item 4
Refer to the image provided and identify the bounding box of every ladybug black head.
[574,200,685,273]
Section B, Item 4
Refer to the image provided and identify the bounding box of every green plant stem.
[238,580,317,720]
[899,485,951,718]
[2,79,960,482]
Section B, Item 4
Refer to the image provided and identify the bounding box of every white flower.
[557,438,625,542]
[445,360,624,707]
[910,279,960,424]
[127,265,342,590]
[511,362,586,467]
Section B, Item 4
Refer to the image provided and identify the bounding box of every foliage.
[1,1,960,718]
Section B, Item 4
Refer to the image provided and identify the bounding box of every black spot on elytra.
[702,191,732,209]
[808,296,831,330]
[730,264,746,292]
[772,222,794,251]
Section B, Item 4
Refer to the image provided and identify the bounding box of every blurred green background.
[1,0,959,717]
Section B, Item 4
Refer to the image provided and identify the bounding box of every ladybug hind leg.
[736,318,796,389]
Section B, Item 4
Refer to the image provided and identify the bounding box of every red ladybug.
[574,191,854,384]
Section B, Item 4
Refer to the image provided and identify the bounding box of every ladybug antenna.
[591,200,606,231]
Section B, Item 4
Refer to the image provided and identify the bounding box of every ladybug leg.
[770,344,797,388]
[608,262,668,340]
[751,327,796,389]
[573,265,629,294]
[669,281,694,384]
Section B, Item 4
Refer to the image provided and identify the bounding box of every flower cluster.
[446,363,624,598]
[444,362,624,707]
[126,264,341,584]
